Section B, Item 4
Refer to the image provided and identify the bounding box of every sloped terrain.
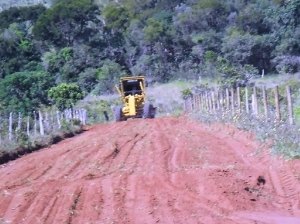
[0,117,300,224]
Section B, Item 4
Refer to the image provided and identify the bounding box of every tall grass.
[191,109,300,159]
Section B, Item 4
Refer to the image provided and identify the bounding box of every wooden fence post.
[216,90,220,111]
[204,93,207,111]
[194,95,198,110]
[226,88,230,111]
[231,88,235,114]
[237,87,241,113]
[27,116,30,137]
[212,91,216,113]
[220,90,224,112]
[189,97,193,112]
[39,111,45,136]
[44,112,49,133]
[204,92,208,111]
[286,86,294,125]
[17,112,22,131]
[274,86,281,121]
[198,94,202,111]
[82,109,87,125]
[252,87,258,117]
[9,112,13,141]
[191,95,195,111]
[51,111,55,131]
[207,92,211,112]
[57,111,61,129]
[195,95,199,110]
[203,93,207,111]
[64,110,68,121]
[194,95,197,110]
[262,87,268,119]
[34,111,37,136]
[245,87,249,114]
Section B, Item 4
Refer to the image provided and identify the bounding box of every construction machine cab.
[121,78,143,96]
[114,76,155,121]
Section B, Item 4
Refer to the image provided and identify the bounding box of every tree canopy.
[48,83,84,110]
[0,0,299,112]
[0,71,54,113]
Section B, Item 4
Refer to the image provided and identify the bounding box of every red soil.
[0,117,300,224]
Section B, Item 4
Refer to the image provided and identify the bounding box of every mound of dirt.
[0,117,300,224]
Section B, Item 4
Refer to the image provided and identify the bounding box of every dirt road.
[0,117,300,224]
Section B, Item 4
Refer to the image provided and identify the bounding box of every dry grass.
[191,109,300,159]
[0,123,83,165]
[78,80,193,119]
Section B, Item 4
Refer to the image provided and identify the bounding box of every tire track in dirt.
[1,117,300,223]
[155,119,232,223]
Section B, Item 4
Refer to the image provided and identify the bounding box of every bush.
[272,55,300,74]
[0,71,54,113]
[181,88,193,99]
[216,57,258,87]
[93,60,125,94]
[78,68,98,93]
[48,83,84,110]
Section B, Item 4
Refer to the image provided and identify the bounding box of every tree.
[102,3,131,31]
[0,23,42,78]
[48,83,83,110]
[236,0,272,35]
[0,5,46,29]
[78,68,98,93]
[93,59,125,94]
[33,0,99,46]
[0,71,54,113]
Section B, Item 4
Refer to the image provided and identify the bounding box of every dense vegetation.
[0,0,299,113]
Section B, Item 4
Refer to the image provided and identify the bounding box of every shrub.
[0,71,54,113]
[48,83,84,110]
[181,88,193,99]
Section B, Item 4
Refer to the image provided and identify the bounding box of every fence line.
[0,108,87,142]
[185,85,296,125]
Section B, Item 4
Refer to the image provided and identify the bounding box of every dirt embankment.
[0,117,300,224]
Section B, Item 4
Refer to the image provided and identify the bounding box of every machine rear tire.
[114,106,123,122]
[143,103,155,119]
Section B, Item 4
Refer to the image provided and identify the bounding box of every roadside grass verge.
[0,122,83,165]
[191,111,300,159]
[78,80,193,120]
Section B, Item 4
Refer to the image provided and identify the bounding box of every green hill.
[0,0,299,113]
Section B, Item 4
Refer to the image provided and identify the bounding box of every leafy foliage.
[94,60,125,94]
[0,23,41,78]
[0,5,46,29]
[0,0,299,113]
[33,0,99,46]
[0,71,54,113]
[48,83,84,110]
[102,3,130,30]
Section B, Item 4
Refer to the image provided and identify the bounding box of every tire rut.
[1,117,300,224]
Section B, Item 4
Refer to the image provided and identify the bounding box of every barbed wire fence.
[184,85,296,125]
[184,85,300,157]
[0,108,87,143]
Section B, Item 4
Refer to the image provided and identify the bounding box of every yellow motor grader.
[114,76,155,121]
